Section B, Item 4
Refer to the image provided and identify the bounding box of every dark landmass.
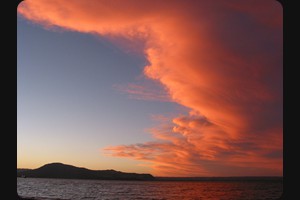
[17,168,31,173]
[17,162,155,181]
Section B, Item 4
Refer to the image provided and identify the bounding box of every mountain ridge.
[17,162,155,181]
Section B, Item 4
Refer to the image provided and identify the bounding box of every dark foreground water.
[17,178,282,200]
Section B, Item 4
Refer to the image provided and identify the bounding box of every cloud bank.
[18,0,282,176]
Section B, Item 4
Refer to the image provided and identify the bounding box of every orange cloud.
[18,0,282,176]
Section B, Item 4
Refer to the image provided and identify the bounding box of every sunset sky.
[17,0,282,177]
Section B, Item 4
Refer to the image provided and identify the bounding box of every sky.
[17,0,283,177]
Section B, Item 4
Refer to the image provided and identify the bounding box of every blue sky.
[17,15,184,172]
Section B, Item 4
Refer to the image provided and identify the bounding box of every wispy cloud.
[19,0,282,176]
[114,82,171,102]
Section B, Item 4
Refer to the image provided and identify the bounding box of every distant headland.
[17,162,155,181]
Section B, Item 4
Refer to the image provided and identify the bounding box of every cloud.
[18,0,282,176]
[114,82,170,102]
[105,115,282,176]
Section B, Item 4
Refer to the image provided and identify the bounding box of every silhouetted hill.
[17,163,155,181]
[17,168,31,174]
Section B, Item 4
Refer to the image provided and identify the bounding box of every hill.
[17,162,155,181]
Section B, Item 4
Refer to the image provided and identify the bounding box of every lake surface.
[17,178,282,200]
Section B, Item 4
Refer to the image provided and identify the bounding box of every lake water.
[17,178,282,200]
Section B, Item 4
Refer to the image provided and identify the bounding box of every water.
[17,178,282,200]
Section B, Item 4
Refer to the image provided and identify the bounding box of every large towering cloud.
[18,0,282,176]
